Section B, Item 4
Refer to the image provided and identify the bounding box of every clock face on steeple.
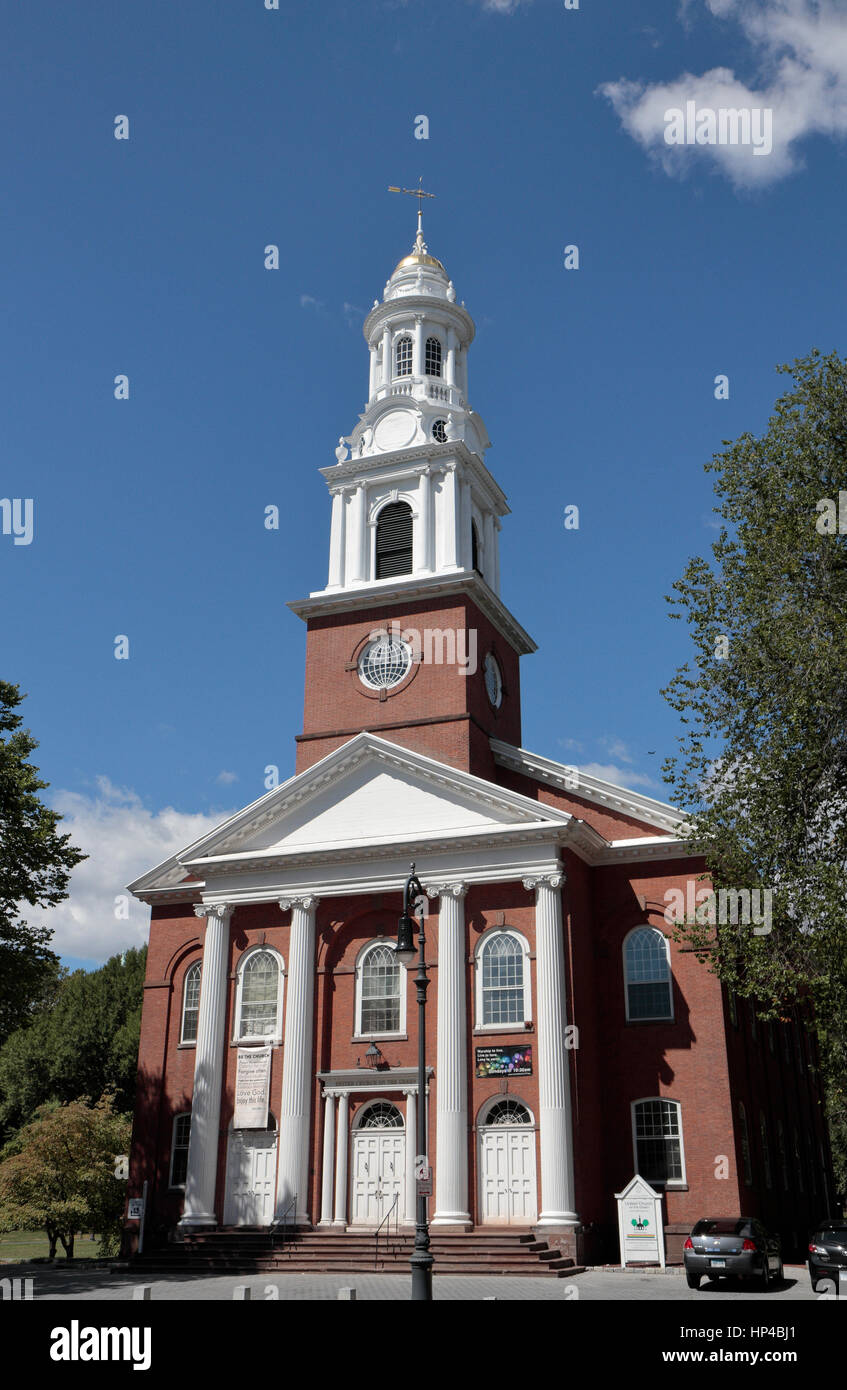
[484,652,503,709]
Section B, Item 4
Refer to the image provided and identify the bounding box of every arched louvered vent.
[375,501,413,578]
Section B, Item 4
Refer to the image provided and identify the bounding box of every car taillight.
[683,1237,694,1250]
[742,1238,757,1251]
[809,1244,828,1255]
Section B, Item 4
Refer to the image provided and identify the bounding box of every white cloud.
[215,770,239,785]
[476,0,529,11]
[22,779,233,966]
[299,293,324,311]
[600,736,635,763]
[599,0,847,188]
[580,763,659,790]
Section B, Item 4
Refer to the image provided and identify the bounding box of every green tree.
[662,349,847,1195]
[0,1096,131,1259]
[0,947,146,1144]
[0,682,85,1046]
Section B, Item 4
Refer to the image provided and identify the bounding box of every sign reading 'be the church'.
[233,1047,272,1129]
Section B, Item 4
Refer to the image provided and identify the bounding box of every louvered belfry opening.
[375,501,413,578]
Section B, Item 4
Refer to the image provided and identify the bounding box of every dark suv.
[808,1223,847,1293]
[683,1217,783,1290]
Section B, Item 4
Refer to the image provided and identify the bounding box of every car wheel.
[776,1261,784,1284]
[760,1261,770,1292]
[686,1272,701,1290]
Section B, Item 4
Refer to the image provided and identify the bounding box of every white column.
[327,489,346,589]
[440,465,460,571]
[382,327,392,390]
[460,479,473,571]
[347,485,366,584]
[275,895,319,1225]
[413,315,425,378]
[524,873,578,1227]
[483,512,495,586]
[403,1088,417,1226]
[368,345,378,398]
[415,468,433,575]
[446,327,456,387]
[319,1090,336,1226]
[180,902,233,1228]
[333,1091,350,1226]
[428,883,471,1226]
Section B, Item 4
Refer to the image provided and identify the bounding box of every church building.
[125,212,833,1268]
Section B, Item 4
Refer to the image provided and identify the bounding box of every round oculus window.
[432,418,448,443]
[358,635,412,690]
[484,652,503,708]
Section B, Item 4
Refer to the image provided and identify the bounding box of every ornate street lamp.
[395,862,433,1301]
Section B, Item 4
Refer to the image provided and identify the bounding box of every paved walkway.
[0,1262,818,1301]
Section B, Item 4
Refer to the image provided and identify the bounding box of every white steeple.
[312,213,509,603]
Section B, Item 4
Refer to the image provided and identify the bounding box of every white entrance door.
[479,1100,538,1225]
[351,1104,405,1227]
[223,1129,278,1226]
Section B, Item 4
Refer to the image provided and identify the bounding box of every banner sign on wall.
[475,1045,532,1078]
[233,1046,272,1129]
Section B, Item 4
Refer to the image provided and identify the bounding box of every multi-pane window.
[484,1099,532,1127]
[633,1099,684,1184]
[739,1102,753,1185]
[169,1113,191,1188]
[359,944,401,1034]
[180,960,202,1043]
[359,1101,403,1129]
[624,928,673,1021]
[395,336,413,378]
[481,933,526,1026]
[237,949,281,1040]
[425,336,442,377]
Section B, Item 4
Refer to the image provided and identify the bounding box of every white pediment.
[129,733,571,896]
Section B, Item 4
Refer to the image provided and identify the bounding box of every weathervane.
[388,178,435,241]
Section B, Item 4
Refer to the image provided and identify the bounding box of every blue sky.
[3,0,846,966]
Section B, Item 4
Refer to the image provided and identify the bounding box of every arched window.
[632,1098,685,1185]
[180,960,202,1043]
[375,501,413,578]
[481,1099,533,1127]
[476,931,531,1028]
[169,1113,191,1188]
[357,1101,404,1129]
[425,336,442,377]
[738,1102,753,1185]
[395,335,412,378]
[356,941,404,1037]
[623,927,673,1021]
[234,948,283,1042]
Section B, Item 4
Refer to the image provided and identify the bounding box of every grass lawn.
[0,1229,107,1263]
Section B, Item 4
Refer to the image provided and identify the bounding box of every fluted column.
[524,872,578,1227]
[427,881,471,1226]
[319,1090,336,1226]
[179,902,234,1228]
[446,327,456,386]
[413,314,425,378]
[403,1088,417,1226]
[275,895,319,1225]
[348,486,366,584]
[333,1091,350,1226]
[368,345,378,398]
[327,489,346,589]
[415,467,433,575]
[440,465,460,571]
[382,327,392,389]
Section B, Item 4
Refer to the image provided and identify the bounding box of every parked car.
[808,1222,847,1293]
[683,1217,783,1290]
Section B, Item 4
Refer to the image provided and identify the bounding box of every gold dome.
[392,249,446,275]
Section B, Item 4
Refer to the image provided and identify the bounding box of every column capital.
[424,881,468,900]
[522,871,565,893]
[193,901,235,922]
[278,895,320,913]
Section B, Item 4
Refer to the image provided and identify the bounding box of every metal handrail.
[269,1192,297,1252]
[374,1193,400,1267]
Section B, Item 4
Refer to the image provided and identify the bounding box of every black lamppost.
[395,862,433,1301]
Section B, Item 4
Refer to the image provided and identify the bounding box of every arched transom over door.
[478,1099,538,1226]
[351,1101,405,1227]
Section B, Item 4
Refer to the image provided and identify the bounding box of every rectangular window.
[634,1100,683,1184]
[169,1114,191,1188]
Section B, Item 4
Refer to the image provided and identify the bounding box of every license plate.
[710,1258,726,1268]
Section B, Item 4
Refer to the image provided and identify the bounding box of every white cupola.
[310,212,510,605]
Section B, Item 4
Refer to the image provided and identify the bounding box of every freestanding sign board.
[233,1046,272,1129]
[615,1174,666,1268]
